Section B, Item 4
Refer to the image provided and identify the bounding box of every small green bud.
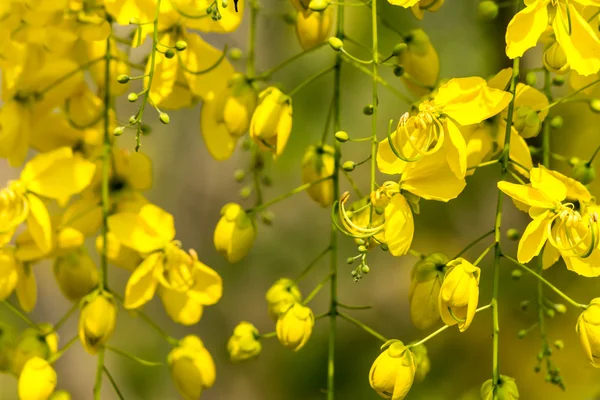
[590,99,600,113]
[554,303,567,314]
[358,245,367,253]
[335,131,349,142]
[537,351,544,361]
[206,6,213,14]
[380,243,389,251]
[346,257,355,264]
[517,329,527,339]
[351,270,357,276]
[568,156,581,167]
[309,0,328,11]
[328,37,344,51]
[520,300,529,310]
[117,74,130,84]
[511,269,522,280]
[129,17,140,25]
[545,308,556,318]
[554,340,564,350]
[552,76,565,86]
[140,124,152,135]
[363,105,374,115]
[545,374,552,382]
[534,365,541,373]
[175,40,187,51]
[525,71,537,86]
[113,126,124,136]
[393,65,404,77]
[159,112,170,124]
[234,170,246,182]
[392,43,408,57]
[261,211,275,225]
[572,161,596,185]
[356,239,366,245]
[222,0,228,8]
[240,186,252,199]
[361,265,370,274]
[165,49,176,59]
[342,161,355,171]
[478,1,499,20]
[550,115,563,129]
[129,115,137,124]
[229,47,243,60]
[127,92,138,102]
[506,228,520,241]
[282,12,297,25]
[513,106,541,138]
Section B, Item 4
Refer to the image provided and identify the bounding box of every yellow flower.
[576,298,600,367]
[168,335,216,400]
[18,356,57,400]
[87,39,131,96]
[409,0,444,19]
[295,9,333,50]
[78,291,117,355]
[11,326,58,376]
[498,166,600,276]
[438,258,480,332]
[396,29,439,97]
[250,87,293,158]
[227,321,262,362]
[266,278,302,320]
[408,253,447,330]
[505,0,600,76]
[104,0,154,26]
[95,233,142,272]
[214,203,256,263]
[0,247,19,301]
[276,303,314,351]
[302,144,335,207]
[49,391,71,400]
[480,375,519,400]
[53,248,99,302]
[383,191,414,256]
[378,76,512,179]
[201,74,258,160]
[369,339,416,400]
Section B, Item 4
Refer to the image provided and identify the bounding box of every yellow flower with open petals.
[505,0,600,76]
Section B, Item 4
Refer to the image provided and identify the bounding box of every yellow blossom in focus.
[78,291,117,355]
[250,87,293,158]
[295,9,333,50]
[576,298,600,367]
[18,356,57,400]
[302,144,335,207]
[438,258,480,332]
[168,335,216,400]
[276,303,314,351]
[214,203,257,263]
[369,339,416,400]
[227,321,262,362]
[266,278,302,320]
[505,0,600,76]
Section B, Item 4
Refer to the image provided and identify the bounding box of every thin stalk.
[343,58,412,103]
[294,247,332,283]
[247,0,259,78]
[453,229,495,259]
[93,348,105,400]
[303,274,333,305]
[37,57,104,95]
[256,42,327,80]
[49,335,79,363]
[337,302,372,310]
[2,301,37,328]
[247,175,333,213]
[369,0,379,224]
[338,312,388,342]
[104,366,126,400]
[545,77,600,110]
[288,66,335,97]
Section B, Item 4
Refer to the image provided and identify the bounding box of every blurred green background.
[3,0,600,399]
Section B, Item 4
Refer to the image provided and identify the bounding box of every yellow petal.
[554,4,600,76]
[387,0,419,6]
[0,248,18,301]
[186,261,223,305]
[517,211,551,263]
[200,91,238,160]
[444,119,467,178]
[505,1,548,59]
[108,204,175,253]
[384,195,414,256]
[542,242,560,270]
[508,128,533,175]
[16,262,37,313]
[295,9,333,50]
[497,181,555,209]
[159,286,204,326]
[124,252,162,309]
[26,194,53,255]
[529,166,567,203]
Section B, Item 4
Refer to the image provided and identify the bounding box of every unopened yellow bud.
[369,340,416,400]
[229,47,243,60]
[296,9,333,50]
[543,41,569,74]
[577,298,600,366]
[53,249,99,302]
[478,1,498,20]
[409,253,447,329]
[480,375,519,400]
[276,303,314,351]
[513,106,541,138]
[266,278,302,320]
[18,357,57,400]
[78,291,117,355]
[590,99,600,113]
[175,40,187,51]
[227,322,262,362]
[392,43,408,56]
[308,0,328,11]
[127,92,138,102]
[214,203,257,263]
[328,37,343,51]
[572,161,596,185]
[438,258,480,332]
[554,303,567,314]
[213,74,258,138]
[113,126,125,136]
[249,87,293,158]
[335,130,349,142]
[302,145,335,207]
[342,161,355,171]
[168,336,216,400]
[50,391,72,400]
[398,29,439,97]
[159,112,170,124]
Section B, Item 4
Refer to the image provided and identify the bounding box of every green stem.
[466,159,499,171]
[258,331,277,339]
[103,366,126,400]
[106,345,163,367]
[93,348,105,400]
[247,175,333,213]
[408,248,425,259]
[303,274,333,305]
[49,335,79,363]
[343,170,364,198]
[251,145,264,207]
[101,37,112,290]
[588,144,600,165]
[247,0,258,78]
[369,0,379,225]
[321,95,336,145]
[287,66,335,97]
[256,42,327,80]
[294,247,332,283]
[337,302,372,310]
[474,243,495,266]
[502,254,587,309]
[2,301,37,328]
[343,58,412,103]
[491,57,520,397]
[453,229,495,259]
[37,57,104,95]
[545,77,600,110]
[49,302,79,334]
[133,309,179,346]
[338,312,388,342]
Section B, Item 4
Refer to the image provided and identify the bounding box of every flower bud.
[78,291,117,355]
[342,161,355,171]
[392,43,408,56]
[552,75,565,86]
[554,303,567,314]
[411,344,430,382]
[576,298,600,366]
[506,228,520,241]
[168,336,216,400]
[369,340,416,400]
[18,357,57,400]
[478,1,498,20]
[229,47,243,60]
[302,145,335,207]
[249,87,293,158]
[11,327,57,376]
[113,126,124,136]
[543,41,569,74]
[549,115,563,129]
[127,92,138,102]
[266,278,302,320]
[211,74,258,139]
[296,9,333,50]
[308,0,328,11]
[480,375,519,400]
[53,249,99,302]
[117,74,130,84]
[398,29,439,97]
[165,48,176,59]
[572,161,596,185]
[525,71,537,86]
[335,130,349,142]
[159,112,170,124]
[513,106,541,138]
[50,391,72,400]
[227,322,261,362]
[411,0,445,20]
[438,258,480,332]
[590,99,600,113]
[408,253,447,330]
[276,303,314,351]
[511,269,522,280]
[328,37,343,51]
[214,203,257,263]
[175,40,187,51]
